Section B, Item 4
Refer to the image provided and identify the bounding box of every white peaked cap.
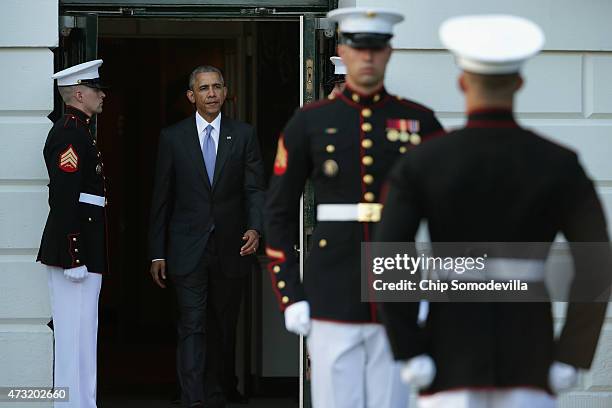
[439,15,545,75]
[52,59,104,87]
[330,56,347,75]
[327,7,404,35]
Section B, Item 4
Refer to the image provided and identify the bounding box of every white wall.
[0,1,57,406]
[342,0,612,406]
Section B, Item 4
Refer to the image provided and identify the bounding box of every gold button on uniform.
[72,237,77,242]
[361,139,373,149]
[326,144,335,153]
[352,93,360,103]
[277,281,286,289]
[361,108,372,118]
[75,248,79,253]
[364,192,375,202]
[282,296,289,304]
[319,239,328,248]
[273,265,281,273]
[323,160,339,177]
[362,156,374,166]
[361,123,372,132]
[373,94,381,102]
[399,146,407,154]
[363,174,374,185]
[76,259,81,264]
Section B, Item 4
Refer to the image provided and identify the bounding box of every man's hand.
[64,265,88,283]
[150,260,167,288]
[284,301,311,336]
[240,229,260,256]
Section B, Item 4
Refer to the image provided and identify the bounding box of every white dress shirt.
[196,111,221,154]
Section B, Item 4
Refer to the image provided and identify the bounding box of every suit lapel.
[212,116,234,188]
[184,114,211,189]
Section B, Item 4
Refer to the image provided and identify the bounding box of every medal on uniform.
[386,129,399,142]
[323,159,339,177]
[407,120,421,145]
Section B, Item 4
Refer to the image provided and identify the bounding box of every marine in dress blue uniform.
[376,15,611,408]
[37,60,108,408]
[265,8,445,408]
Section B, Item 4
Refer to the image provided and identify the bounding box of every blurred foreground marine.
[265,7,444,408]
[38,60,108,408]
[376,15,611,408]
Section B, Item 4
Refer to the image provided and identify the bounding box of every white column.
[0,1,58,407]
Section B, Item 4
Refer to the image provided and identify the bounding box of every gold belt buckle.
[357,203,383,222]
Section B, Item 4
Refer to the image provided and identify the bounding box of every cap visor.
[342,33,391,50]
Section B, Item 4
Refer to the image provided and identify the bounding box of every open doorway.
[93,17,301,406]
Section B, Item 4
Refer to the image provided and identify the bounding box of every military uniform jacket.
[265,86,444,322]
[376,109,610,394]
[37,106,107,274]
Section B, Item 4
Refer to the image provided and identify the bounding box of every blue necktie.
[202,124,216,184]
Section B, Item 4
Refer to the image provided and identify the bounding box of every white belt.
[317,203,383,222]
[432,258,545,282]
[79,193,106,207]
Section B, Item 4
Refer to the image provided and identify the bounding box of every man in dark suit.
[376,15,610,408]
[149,65,265,408]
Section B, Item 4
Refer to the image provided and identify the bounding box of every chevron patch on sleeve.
[59,145,79,173]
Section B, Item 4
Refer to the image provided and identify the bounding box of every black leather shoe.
[206,394,227,408]
[226,389,248,404]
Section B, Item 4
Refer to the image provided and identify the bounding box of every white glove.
[63,265,89,283]
[401,354,436,389]
[549,361,578,394]
[284,301,311,336]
